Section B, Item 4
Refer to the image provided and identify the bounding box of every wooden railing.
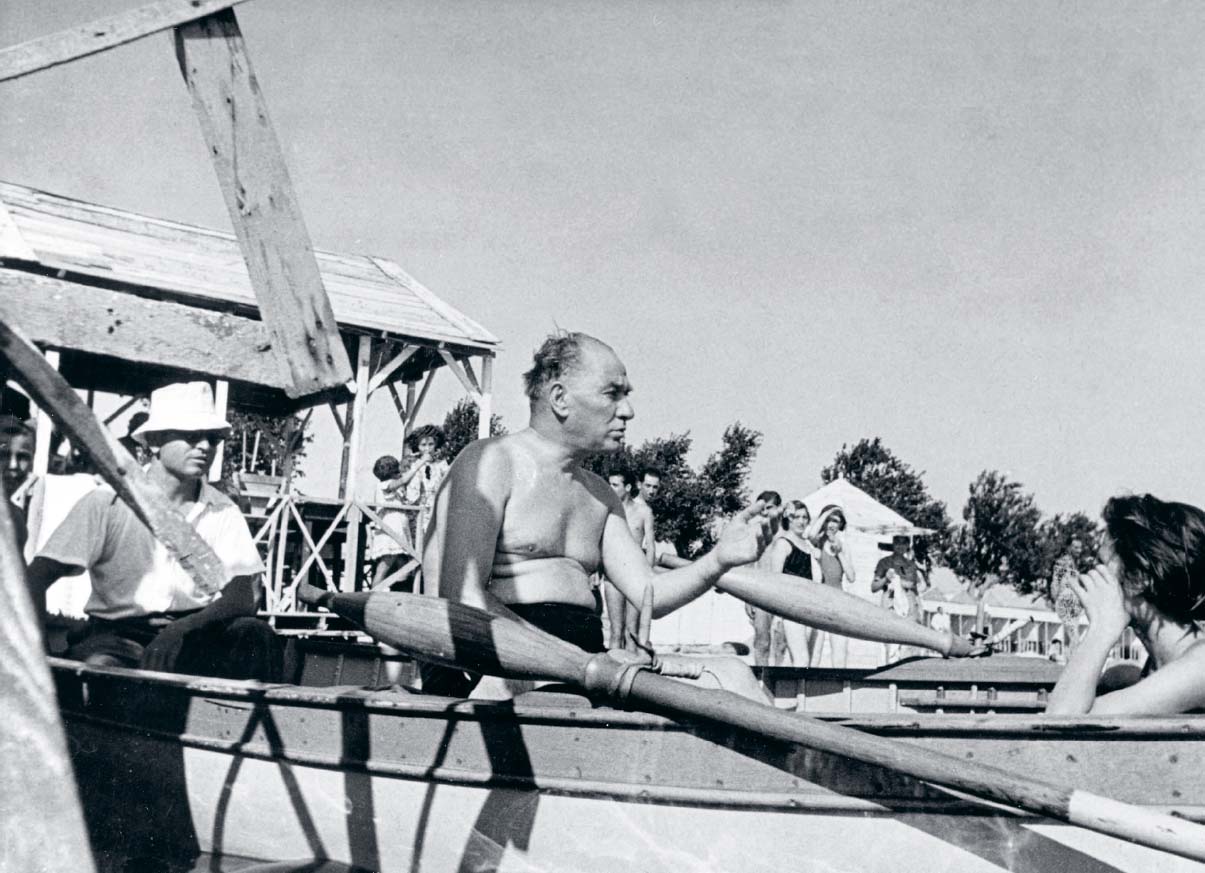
[245,490,419,613]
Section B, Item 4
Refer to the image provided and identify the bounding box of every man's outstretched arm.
[603,501,770,618]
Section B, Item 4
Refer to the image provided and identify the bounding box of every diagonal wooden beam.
[0,317,228,595]
[384,381,407,428]
[0,0,254,83]
[175,9,352,398]
[367,344,419,395]
[409,368,437,426]
[437,349,481,397]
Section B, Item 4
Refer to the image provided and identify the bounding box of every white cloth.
[36,483,264,620]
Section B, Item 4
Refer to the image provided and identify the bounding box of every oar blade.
[717,565,959,655]
[324,590,590,684]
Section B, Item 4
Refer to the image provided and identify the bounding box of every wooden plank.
[340,336,372,588]
[0,0,253,83]
[385,381,407,428]
[370,256,499,344]
[366,343,419,395]
[0,198,37,260]
[32,350,59,476]
[409,368,435,428]
[174,9,352,398]
[437,349,481,398]
[0,318,229,595]
[0,269,288,389]
[478,354,494,440]
[0,498,96,872]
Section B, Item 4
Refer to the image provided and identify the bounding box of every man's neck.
[146,461,203,507]
[523,423,592,472]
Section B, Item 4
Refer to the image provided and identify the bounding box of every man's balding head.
[523,332,613,405]
[524,331,633,454]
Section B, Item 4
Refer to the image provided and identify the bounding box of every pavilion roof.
[0,180,499,352]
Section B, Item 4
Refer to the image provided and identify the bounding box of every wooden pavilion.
[0,179,500,605]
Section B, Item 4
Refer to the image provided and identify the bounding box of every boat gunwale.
[51,657,1205,739]
[63,707,1205,823]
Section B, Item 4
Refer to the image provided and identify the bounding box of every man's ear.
[548,381,570,418]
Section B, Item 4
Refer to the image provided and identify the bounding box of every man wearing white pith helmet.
[27,382,278,680]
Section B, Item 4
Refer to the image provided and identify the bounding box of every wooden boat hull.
[53,658,1205,873]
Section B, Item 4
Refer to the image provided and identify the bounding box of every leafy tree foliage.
[1036,512,1101,591]
[439,398,507,463]
[585,423,763,557]
[821,437,953,551]
[945,470,1044,595]
[221,410,312,483]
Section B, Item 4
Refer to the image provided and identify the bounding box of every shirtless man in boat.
[419,331,773,697]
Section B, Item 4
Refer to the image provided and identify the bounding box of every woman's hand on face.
[1072,564,1129,641]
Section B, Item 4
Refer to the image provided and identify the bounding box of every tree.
[583,423,764,557]
[439,398,506,463]
[821,437,953,551]
[945,470,1044,595]
[1036,512,1101,590]
[221,410,312,484]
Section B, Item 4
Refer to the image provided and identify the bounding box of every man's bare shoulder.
[444,434,517,493]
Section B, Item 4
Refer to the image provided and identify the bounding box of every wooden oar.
[298,584,1205,863]
[659,554,977,657]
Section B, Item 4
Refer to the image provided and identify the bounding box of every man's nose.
[617,398,635,420]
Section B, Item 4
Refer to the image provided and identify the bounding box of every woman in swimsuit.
[1048,494,1205,714]
[765,500,818,666]
[806,504,856,667]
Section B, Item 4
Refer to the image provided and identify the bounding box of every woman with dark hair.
[805,504,856,667]
[766,500,818,666]
[387,424,449,544]
[1048,494,1205,714]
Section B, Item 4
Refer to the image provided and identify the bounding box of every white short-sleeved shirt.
[36,483,265,620]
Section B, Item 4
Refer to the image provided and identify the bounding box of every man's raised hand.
[714,500,772,571]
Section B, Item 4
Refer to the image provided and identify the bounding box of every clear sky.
[4,1,1204,520]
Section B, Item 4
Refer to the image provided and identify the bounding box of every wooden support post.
[0,0,253,83]
[175,9,352,397]
[274,491,291,602]
[209,379,228,482]
[404,381,417,444]
[0,497,96,873]
[0,319,229,593]
[340,336,372,590]
[32,349,59,476]
[478,354,494,440]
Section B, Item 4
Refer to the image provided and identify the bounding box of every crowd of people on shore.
[5,330,1205,714]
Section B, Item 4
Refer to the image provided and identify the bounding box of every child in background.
[367,455,419,591]
[392,424,449,543]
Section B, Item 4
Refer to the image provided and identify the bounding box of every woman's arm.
[766,537,789,575]
[1047,566,1130,714]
